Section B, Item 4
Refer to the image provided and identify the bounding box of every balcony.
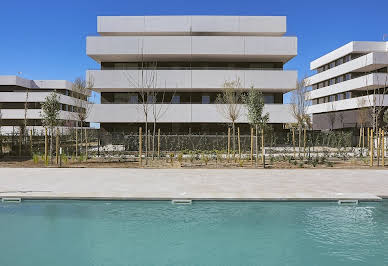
[86,35,297,63]
[87,69,297,93]
[305,52,388,86]
[306,95,388,114]
[305,73,388,100]
[97,16,287,36]
[87,103,296,124]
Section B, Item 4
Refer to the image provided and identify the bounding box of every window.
[114,93,129,103]
[337,93,344,100]
[329,78,335,86]
[345,92,351,99]
[329,95,336,102]
[312,84,318,90]
[202,95,210,104]
[172,95,180,104]
[336,58,343,66]
[336,76,344,83]
[264,95,274,104]
[319,98,324,104]
[129,95,138,104]
[329,62,335,69]
[344,54,351,63]
[345,73,351,81]
[147,95,156,103]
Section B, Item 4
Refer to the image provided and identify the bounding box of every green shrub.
[33,154,40,164]
[177,152,183,164]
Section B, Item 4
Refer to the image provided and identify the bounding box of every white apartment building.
[0,75,90,134]
[86,16,298,134]
[305,41,388,130]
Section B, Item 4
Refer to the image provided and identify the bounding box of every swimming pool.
[0,200,387,265]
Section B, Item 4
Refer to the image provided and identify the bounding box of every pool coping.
[0,194,384,202]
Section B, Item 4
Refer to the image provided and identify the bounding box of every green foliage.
[41,92,61,128]
[201,153,209,165]
[177,152,183,163]
[244,87,269,130]
[61,154,68,164]
[33,154,40,164]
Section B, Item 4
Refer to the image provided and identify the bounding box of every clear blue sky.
[1,0,387,103]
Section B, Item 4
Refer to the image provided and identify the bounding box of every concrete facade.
[0,76,90,134]
[86,16,298,134]
[305,41,388,130]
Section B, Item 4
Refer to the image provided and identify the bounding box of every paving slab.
[0,168,387,201]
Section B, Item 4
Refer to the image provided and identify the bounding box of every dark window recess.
[101,92,283,104]
[101,62,284,70]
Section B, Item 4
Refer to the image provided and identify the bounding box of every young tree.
[244,87,269,165]
[41,92,61,164]
[290,79,310,156]
[149,82,175,160]
[216,78,244,153]
[72,77,94,155]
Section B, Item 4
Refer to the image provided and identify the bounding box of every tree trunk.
[370,129,374,167]
[50,127,53,164]
[145,119,148,164]
[292,128,296,159]
[44,127,48,164]
[227,127,231,162]
[152,120,156,160]
[158,128,161,158]
[139,127,142,167]
[237,127,241,160]
[250,127,253,165]
[255,125,258,167]
[85,128,88,160]
[232,122,236,154]
[298,127,302,158]
[56,127,59,164]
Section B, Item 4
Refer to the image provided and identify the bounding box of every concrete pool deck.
[0,168,387,201]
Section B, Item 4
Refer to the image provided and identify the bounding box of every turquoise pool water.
[0,200,387,266]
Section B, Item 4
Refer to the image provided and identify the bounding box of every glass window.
[312,84,318,90]
[114,93,129,103]
[345,73,351,81]
[336,76,344,83]
[329,95,336,102]
[336,58,343,66]
[329,78,335,85]
[317,67,324,73]
[345,92,351,99]
[337,93,344,100]
[329,62,335,68]
[202,95,210,104]
[172,95,180,104]
[129,95,138,104]
[147,95,156,103]
[264,95,274,104]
